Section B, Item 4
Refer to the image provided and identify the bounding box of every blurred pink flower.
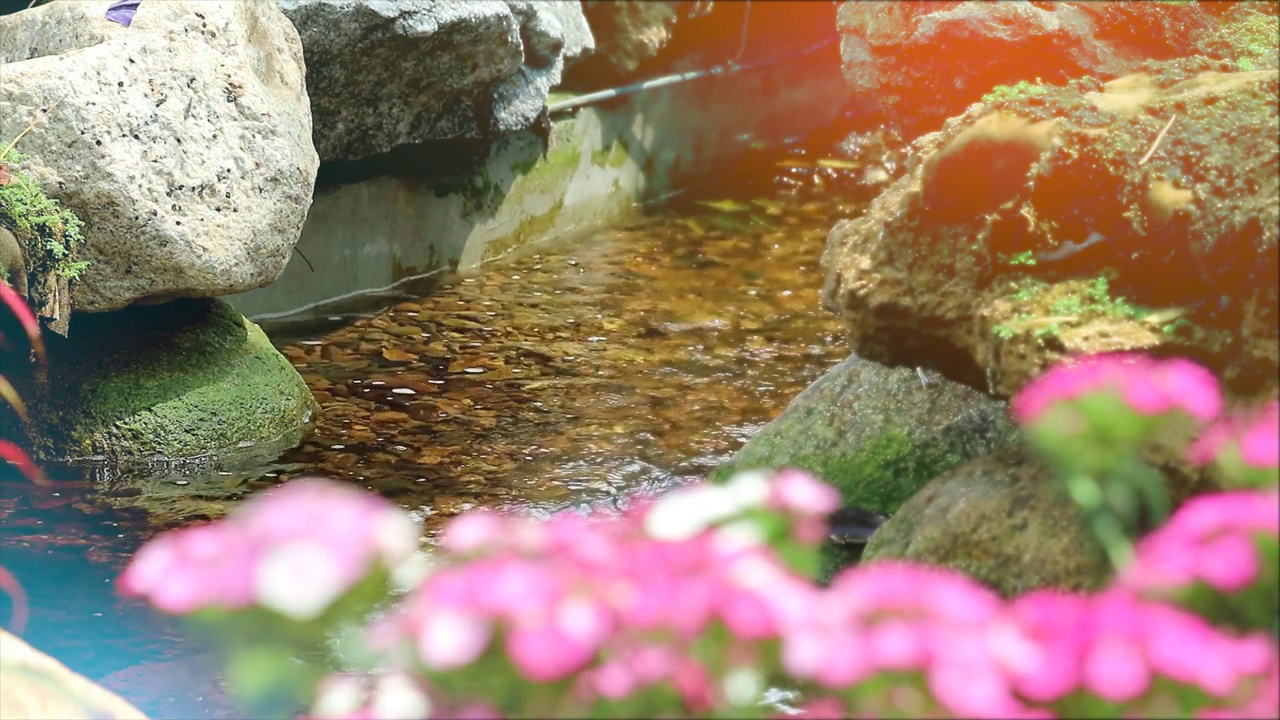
[119,522,257,614]
[1240,402,1280,469]
[1012,353,1221,426]
[1007,590,1092,702]
[769,468,842,516]
[865,618,928,671]
[309,671,433,720]
[1189,400,1280,471]
[412,605,493,671]
[1083,635,1151,702]
[506,622,598,683]
[121,478,421,620]
[1121,489,1279,596]
[441,512,508,555]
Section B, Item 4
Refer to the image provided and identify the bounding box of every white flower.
[722,666,764,707]
[643,484,740,541]
[311,674,367,720]
[724,470,772,508]
[255,540,348,621]
[370,672,432,720]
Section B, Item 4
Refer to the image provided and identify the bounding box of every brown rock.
[862,446,1113,598]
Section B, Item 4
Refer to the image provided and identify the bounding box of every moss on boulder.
[862,445,1113,598]
[823,60,1280,401]
[714,354,1018,578]
[21,298,316,461]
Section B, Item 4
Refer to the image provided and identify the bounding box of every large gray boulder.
[0,0,319,313]
[717,354,1017,515]
[276,0,594,163]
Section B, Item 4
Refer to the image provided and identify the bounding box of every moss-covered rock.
[14,298,316,461]
[862,445,1113,598]
[715,354,1018,577]
[836,0,1214,139]
[823,61,1280,402]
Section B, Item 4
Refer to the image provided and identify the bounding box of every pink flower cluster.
[781,563,1033,718]
[371,470,840,713]
[780,564,1278,718]
[1119,489,1280,596]
[118,468,1280,719]
[361,472,1278,719]
[119,478,421,619]
[1187,400,1280,475]
[1007,588,1276,709]
[1012,353,1222,426]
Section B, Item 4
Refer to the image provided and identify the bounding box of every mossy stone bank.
[10,298,316,461]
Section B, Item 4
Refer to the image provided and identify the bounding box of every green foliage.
[1083,275,1147,320]
[0,168,88,280]
[994,274,1151,341]
[1002,250,1037,266]
[981,80,1048,105]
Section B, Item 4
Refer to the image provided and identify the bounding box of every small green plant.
[1004,250,1037,266]
[982,80,1048,105]
[1050,294,1084,316]
[1034,322,1061,340]
[1084,275,1147,320]
[1009,278,1048,304]
[0,171,87,280]
[0,106,89,286]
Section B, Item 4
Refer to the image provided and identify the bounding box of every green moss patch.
[713,355,1018,581]
[22,298,317,461]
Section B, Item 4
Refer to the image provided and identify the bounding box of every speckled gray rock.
[0,0,318,313]
[863,445,1113,598]
[276,0,593,162]
[718,354,1018,515]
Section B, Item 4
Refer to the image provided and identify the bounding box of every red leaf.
[0,280,43,361]
[0,165,11,186]
[0,565,29,635]
[0,440,48,487]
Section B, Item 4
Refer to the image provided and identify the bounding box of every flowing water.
[0,142,888,718]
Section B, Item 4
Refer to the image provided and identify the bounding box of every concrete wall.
[228,41,848,323]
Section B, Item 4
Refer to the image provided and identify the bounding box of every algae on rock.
[823,60,1280,402]
[862,445,1113,598]
[0,164,87,337]
[15,298,316,461]
[715,354,1018,577]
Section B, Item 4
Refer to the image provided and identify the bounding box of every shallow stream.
[0,149,879,718]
